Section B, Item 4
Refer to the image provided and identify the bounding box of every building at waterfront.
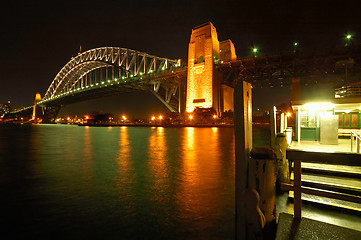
[292,81,361,143]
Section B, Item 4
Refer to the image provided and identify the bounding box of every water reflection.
[177,127,232,236]
[182,127,197,181]
[0,125,236,239]
[117,127,131,168]
[148,127,167,179]
[148,127,169,202]
[116,126,132,188]
[82,126,93,176]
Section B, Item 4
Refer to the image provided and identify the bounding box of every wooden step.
[288,190,361,214]
[292,162,361,178]
[290,172,361,196]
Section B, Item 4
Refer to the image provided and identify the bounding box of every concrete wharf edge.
[276,213,361,240]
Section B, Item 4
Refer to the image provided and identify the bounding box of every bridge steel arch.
[43,47,182,111]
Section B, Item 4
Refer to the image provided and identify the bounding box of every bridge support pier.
[32,93,42,120]
[178,79,186,115]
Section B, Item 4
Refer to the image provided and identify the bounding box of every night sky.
[1,0,360,117]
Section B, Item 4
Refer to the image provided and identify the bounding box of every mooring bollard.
[285,127,293,148]
[248,147,277,223]
[274,133,290,190]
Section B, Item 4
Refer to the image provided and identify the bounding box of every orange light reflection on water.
[148,127,168,189]
[82,126,93,176]
[116,126,131,186]
[178,127,225,225]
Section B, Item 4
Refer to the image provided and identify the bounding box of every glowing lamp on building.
[303,102,334,111]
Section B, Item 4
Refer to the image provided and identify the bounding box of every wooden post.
[357,137,360,153]
[270,106,277,148]
[293,159,302,219]
[297,106,301,145]
[280,113,285,133]
[234,80,252,240]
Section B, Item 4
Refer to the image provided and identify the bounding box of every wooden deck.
[289,138,356,153]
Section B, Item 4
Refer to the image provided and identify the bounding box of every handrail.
[281,149,361,219]
[350,130,361,153]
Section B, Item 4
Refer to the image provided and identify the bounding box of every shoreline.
[0,121,274,129]
[77,123,235,128]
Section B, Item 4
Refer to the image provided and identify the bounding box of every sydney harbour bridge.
[8,22,361,121]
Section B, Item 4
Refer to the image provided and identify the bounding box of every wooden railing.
[351,130,361,153]
[281,149,361,219]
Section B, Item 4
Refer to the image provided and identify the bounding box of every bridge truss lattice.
[42,47,182,110]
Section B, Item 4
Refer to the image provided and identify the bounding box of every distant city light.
[122,115,126,120]
[213,115,217,119]
[151,116,156,121]
[294,42,298,46]
[286,112,291,117]
[253,48,258,53]
[159,115,163,120]
[346,34,352,39]
[189,115,193,120]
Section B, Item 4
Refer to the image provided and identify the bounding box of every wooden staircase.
[288,155,361,214]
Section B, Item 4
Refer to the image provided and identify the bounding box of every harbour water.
[0,124,269,239]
